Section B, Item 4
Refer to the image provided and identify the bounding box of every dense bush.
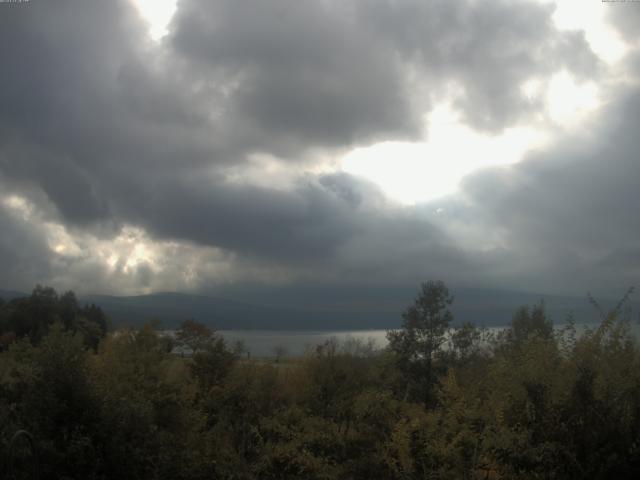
[1,284,639,479]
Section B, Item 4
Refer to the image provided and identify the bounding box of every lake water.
[218,329,390,357]
[217,322,640,358]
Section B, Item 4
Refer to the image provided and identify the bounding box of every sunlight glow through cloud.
[128,0,612,209]
[341,66,602,206]
[341,105,547,205]
[0,192,295,295]
[3,195,30,213]
[551,0,628,64]
[130,0,177,40]
[547,71,601,126]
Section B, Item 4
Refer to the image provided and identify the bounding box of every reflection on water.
[217,322,640,358]
[218,330,390,357]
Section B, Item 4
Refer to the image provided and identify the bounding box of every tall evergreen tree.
[387,280,454,407]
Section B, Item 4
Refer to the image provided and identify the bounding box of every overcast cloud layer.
[0,0,638,298]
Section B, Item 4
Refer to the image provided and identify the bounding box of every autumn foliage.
[1,283,639,479]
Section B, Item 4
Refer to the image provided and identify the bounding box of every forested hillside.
[1,283,639,479]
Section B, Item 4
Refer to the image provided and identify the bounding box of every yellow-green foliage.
[1,289,640,479]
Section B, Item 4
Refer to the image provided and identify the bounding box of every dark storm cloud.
[331,211,471,287]
[123,173,369,262]
[0,0,224,227]
[169,0,418,154]
[0,0,618,294]
[359,0,598,131]
[171,0,599,139]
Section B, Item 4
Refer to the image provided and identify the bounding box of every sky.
[0,0,639,299]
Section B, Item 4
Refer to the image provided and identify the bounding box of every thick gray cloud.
[359,0,598,131]
[0,0,223,227]
[125,173,369,262]
[170,0,599,144]
[0,0,633,297]
[168,0,417,154]
[607,2,640,43]
[436,89,640,295]
[0,203,53,289]
[606,2,640,78]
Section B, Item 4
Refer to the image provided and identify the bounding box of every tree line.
[1,281,639,479]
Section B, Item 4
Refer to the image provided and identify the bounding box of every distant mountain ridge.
[2,287,635,330]
[0,290,28,301]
